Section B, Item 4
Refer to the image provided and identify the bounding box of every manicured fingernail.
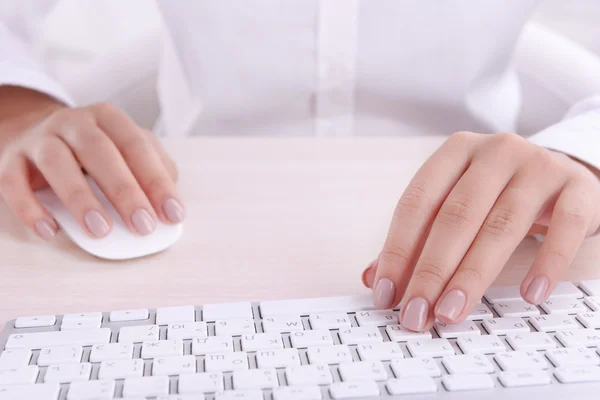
[525,276,549,304]
[437,290,466,321]
[84,210,110,237]
[401,297,429,331]
[35,220,57,240]
[131,208,156,235]
[163,198,185,223]
[373,278,395,309]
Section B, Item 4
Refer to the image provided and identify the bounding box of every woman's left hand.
[362,132,600,332]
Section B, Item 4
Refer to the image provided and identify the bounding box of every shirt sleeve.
[0,1,73,105]
[528,95,600,172]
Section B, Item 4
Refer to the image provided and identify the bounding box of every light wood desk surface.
[1,137,599,326]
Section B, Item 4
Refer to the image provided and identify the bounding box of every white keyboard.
[2,281,600,400]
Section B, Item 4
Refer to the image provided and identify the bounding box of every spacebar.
[5,328,111,349]
[259,295,375,317]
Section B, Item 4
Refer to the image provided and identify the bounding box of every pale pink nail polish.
[131,208,156,235]
[525,276,549,304]
[84,210,110,237]
[163,198,185,223]
[373,278,395,309]
[401,297,429,331]
[437,290,466,321]
[35,220,57,240]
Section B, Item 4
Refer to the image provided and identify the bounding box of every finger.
[27,136,112,238]
[433,161,564,324]
[372,132,481,309]
[0,154,58,240]
[146,131,178,182]
[59,120,158,236]
[521,179,598,304]
[92,104,185,224]
[362,258,379,289]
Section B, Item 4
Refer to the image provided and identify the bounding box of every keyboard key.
[456,335,507,354]
[256,349,300,368]
[203,302,253,321]
[576,312,600,328]
[109,309,149,322]
[584,296,600,311]
[355,310,398,326]
[495,351,548,371]
[338,327,382,345]
[433,320,480,338]
[241,333,284,352]
[62,312,102,324]
[406,338,454,357]
[0,349,32,369]
[466,303,494,320]
[141,339,183,358]
[0,366,39,385]
[386,377,437,395]
[167,322,208,339]
[356,342,404,361]
[506,332,556,351]
[273,386,322,400]
[118,325,159,343]
[0,384,60,400]
[498,370,551,387]
[306,345,353,365]
[6,328,111,349]
[442,354,494,374]
[123,376,169,397]
[554,367,600,383]
[152,355,196,375]
[14,315,56,328]
[90,343,133,362]
[233,368,279,389]
[390,357,441,377]
[44,363,91,383]
[260,296,374,317]
[546,347,600,368]
[156,305,195,325]
[98,359,144,379]
[178,372,224,394]
[529,314,580,332]
[263,316,304,333]
[329,381,379,399]
[285,364,333,386]
[205,352,249,372]
[37,346,83,366]
[309,312,351,330]
[540,299,586,314]
[216,390,263,400]
[556,329,600,347]
[192,336,233,355]
[61,319,102,330]
[482,317,529,335]
[338,361,387,381]
[484,286,523,303]
[442,374,494,391]
[549,282,584,299]
[290,330,333,348]
[493,301,540,317]
[215,319,256,336]
[385,324,431,342]
[67,380,115,400]
[579,280,600,296]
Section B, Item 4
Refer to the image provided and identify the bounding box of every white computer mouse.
[35,176,183,260]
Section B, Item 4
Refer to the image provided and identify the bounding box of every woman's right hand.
[0,93,184,240]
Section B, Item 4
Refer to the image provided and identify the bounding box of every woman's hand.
[362,132,600,332]
[0,89,184,240]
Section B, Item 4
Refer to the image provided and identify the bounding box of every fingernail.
[163,198,185,223]
[373,278,395,309]
[437,290,466,321]
[131,208,156,235]
[525,276,549,304]
[84,210,110,237]
[35,220,57,240]
[401,297,429,331]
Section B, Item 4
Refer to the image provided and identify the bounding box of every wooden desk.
[1,137,599,325]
